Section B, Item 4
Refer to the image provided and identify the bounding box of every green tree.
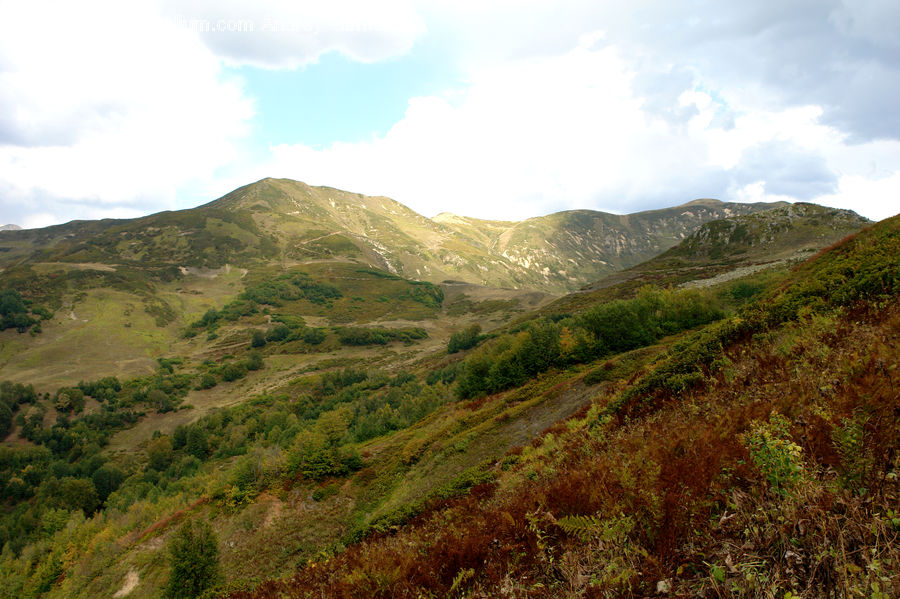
[59,477,99,514]
[250,330,267,347]
[448,323,482,353]
[220,363,246,382]
[165,518,221,599]
[265,324,291,342]
[196,373,217,390]
[244,350,264,371]
[186,427,208,458]
[0,401,12,438]
[147,436,174,471]
[147,388,175,412]
[91,465,125,502]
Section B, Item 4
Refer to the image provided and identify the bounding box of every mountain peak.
[0,224,22,231]
[681,198,723,207]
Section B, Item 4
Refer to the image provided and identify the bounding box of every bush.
[244,351,264,371]
[0,402,11,438]
[448,324,482,353]
[265,324,291,343]
[250,330,267,348]
[337,326,427,346]
[196,373,217,390]
[302,327,327,345]
[165,518,221,599]
[220,363,247,382]
[91,465,125,502]
[58,477,99,514]
[745,414,804,495]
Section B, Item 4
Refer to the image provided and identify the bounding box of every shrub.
[250,330,267,348]
[220,363,247,382]
[165,518,221,599]
[448,324,482,353]
[244,351,264,371]
[196,373,217,390]
[302,327,327,345]
[147,436,174,471]
[745,413,804,495]
[265,324,291,343]
[0,402,11,438]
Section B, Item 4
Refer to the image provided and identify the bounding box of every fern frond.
[557,513,606,541]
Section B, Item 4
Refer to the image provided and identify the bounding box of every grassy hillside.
[222,214,900,599]
[543,202,869,316]
[0,195,890,599]
[0,178,807,294]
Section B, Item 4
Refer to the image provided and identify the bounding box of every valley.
[0,180,895,599]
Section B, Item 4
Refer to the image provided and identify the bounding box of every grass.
[0,200,885,599]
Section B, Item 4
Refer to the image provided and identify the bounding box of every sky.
[1,0,899,229]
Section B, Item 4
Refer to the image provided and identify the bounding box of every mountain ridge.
[0,178,821,293]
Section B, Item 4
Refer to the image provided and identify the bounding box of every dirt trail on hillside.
[113,569,139,598]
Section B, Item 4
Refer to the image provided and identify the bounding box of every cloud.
[1,0,898,228]
[0,0,254,225]
[244,36,897,222]
[424,1,900,142]
[731,142,838,199]
[157,0,427,69]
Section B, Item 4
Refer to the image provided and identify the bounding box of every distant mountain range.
[0,178,834,293]
[0,224,21,231]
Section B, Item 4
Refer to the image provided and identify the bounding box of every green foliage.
[196,373,217,390]
[746,414,804,495]
[400,281,444,308]
[832,413,874,494]
[53,387,86,413]
[311,482,340,502]
[250,330,266,347]
[147,388,177,413]
[457,287,724,400]
[0,289,42,333]
[242,271,342,307]
[448,323,482,353]
[77,377,121,401]
[245,350,264,371]
[302,327,327,345]
[165,518,221,599]
[58,476,100,514]
[265,324,291,342]
[288,430,363,481]
[337,326,428,346]
[0,402,11,438]
[557,513,634,545]
[220,363,247,382]
[147,436,174,471]
[90,465,125,502]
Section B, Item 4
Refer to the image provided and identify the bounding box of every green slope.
[0,206,893,599]
[1,178,803,294]
[542,202,870,315]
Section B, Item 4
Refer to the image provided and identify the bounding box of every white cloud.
[157,0,427,69]
[1,0,898,229]
[243,40,896,221]
[814,171,900,222]
[0,0,253,225]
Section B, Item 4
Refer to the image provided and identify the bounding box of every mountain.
[435,198,793,290]
[542,202,870,315]
[0,178,791,294]
[222,213,899,599]
[0,185,891,599]
[0,225,21,231]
